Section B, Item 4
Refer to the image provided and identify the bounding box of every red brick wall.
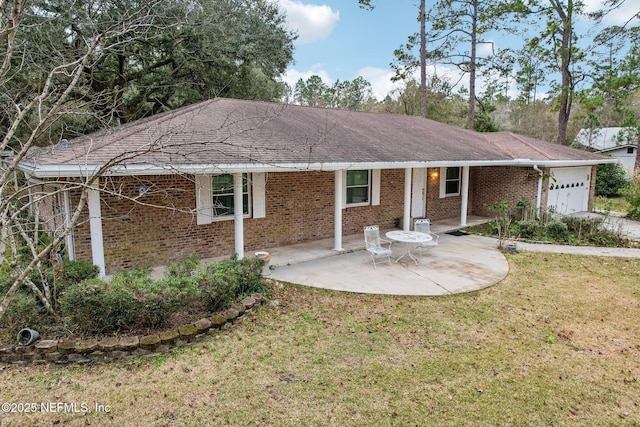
[71,175,204,272]
[424,167,472,220]
[471,166,542,217]
[72,171,405,273]
[343,169,405,233]
[68,166,594,273]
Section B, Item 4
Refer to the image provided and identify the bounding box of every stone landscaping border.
[0,294,263,366]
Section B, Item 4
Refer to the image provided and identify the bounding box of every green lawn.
[2,253,640,426]
[595,195,631,214]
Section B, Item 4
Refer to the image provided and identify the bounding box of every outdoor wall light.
[430,170,439,180]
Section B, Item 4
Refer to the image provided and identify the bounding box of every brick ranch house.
[19,98,613,276]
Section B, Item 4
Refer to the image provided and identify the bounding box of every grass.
[595,195,631,214]
[2,253,640,426]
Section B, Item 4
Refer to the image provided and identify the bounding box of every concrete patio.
[265,216,509,296]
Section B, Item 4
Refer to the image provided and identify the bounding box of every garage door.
[547,167,591,214]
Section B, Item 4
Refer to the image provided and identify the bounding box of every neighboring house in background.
[575,127,638,179]
[19,98,612,276]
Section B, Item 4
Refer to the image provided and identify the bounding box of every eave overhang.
[18,157,618,179]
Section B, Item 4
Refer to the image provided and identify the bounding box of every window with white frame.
[440,167,461,197]
[212,173,249,217]
[346,170,370,205]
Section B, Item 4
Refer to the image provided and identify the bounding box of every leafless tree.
[0,1,191,322]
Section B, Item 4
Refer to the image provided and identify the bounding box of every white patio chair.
[414,218,439,255]
[363,225,393,267]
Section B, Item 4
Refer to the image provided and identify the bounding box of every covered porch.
[264,215,492,266]
[263,216,507,296]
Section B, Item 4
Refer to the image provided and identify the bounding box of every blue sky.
[275,0,639,101]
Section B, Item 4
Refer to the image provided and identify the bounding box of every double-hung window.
[346,170,370,206]
[196,172,265,225]
[440,167,461,197]
[212,173,249,218]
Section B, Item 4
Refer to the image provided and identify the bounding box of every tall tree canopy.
[0,0,295,322]
[363,0,525,130]
[425,0,527,131]
[293,75,375,111]
[527,0,587,145]
[2,0,296,144]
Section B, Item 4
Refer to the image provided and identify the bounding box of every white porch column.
[334,170,343,251]
[63,190,75,261]
[403,168,412,231]
[460,165,470,227]
[87,184,106,278]
[233,173,244,259]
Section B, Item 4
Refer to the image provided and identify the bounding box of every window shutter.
[252,172,266,219]
[371,169,381,206]
[439,167,447,198]
[195,175,213,225]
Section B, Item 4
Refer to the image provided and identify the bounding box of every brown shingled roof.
[24,97,607,175]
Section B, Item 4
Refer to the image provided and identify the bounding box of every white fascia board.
[526,159,618,167]
[20,158,617,178]
[597,145,636,153]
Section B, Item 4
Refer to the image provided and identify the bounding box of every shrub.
[512,220,543,239]
[623,176,640,221]
[596,162,628,197]
[545,221,569,241]
[0,273,59,338]
[109,268,176,328]
[0,271,14,295]
[140,276,205,327]
[165,255,199,279]
[561,216,602,235]
[52,256,268,334]
[59,278,140,333]
[61,260,100,286]
[197,257,266,312]
[491,199,513,248]
[516,197,535,221]
[0,291,44,337]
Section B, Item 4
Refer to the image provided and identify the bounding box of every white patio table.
[385,230,432,264]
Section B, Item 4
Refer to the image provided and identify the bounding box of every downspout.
[533,165,543,219]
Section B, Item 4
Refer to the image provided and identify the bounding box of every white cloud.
[356,67,401,100]
[282,66,333,90]
[276,0,340,45]
[583,0,639,25]
[283,66,400,100]
[477,40,495,57]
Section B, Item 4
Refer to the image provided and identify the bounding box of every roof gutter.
[18,157,617,179]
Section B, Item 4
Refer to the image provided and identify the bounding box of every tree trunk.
[555,0,573,145]
[635,132,640,176]
[420,0,427,119]
[467,1,478,130]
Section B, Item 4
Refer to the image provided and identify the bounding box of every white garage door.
[547,167,591,214]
